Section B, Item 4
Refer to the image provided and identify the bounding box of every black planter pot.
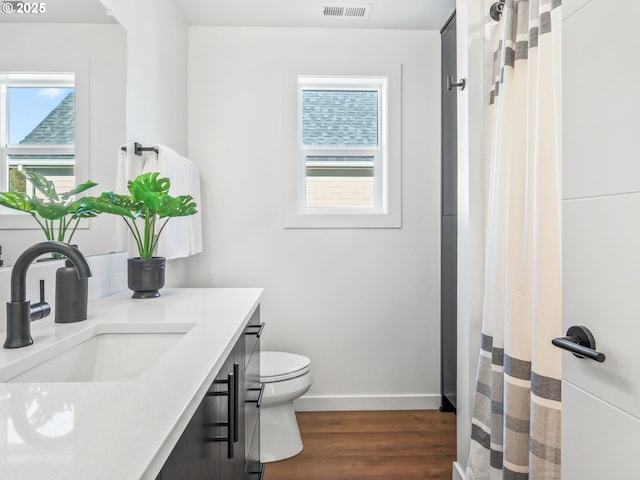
[127,257,166,299]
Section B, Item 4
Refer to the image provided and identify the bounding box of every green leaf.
[0,192,36,212]
[89,194,138,219]
[158,194,197,218]
[68,198,99,219]
[98,192,130,208]
[140,191,162,212]
[128,172,171,201]
[60,180,98,201]
[33,201,70,220]
[25,171,59,201]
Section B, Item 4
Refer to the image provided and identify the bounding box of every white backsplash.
[0,251,128,333]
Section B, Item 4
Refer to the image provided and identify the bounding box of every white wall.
[101,0,190,285]
[0,23,126,265]
[187,27,442,410]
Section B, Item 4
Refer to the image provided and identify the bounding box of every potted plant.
[0,171,98,246]
[90,171,197,298]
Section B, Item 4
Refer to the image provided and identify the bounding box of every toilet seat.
[261,351,311,383]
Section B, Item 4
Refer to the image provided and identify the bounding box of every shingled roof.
[20,92,75,145]
[302,90,378,147]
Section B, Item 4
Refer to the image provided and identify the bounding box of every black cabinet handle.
[246,383,266,408]
[206,372,235,458]
[248,464,265,479]
[233,363,239,443]
[245,322,265,338]
[551,326,606,363]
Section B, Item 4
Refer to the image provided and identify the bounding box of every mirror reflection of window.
[1,73,75,194]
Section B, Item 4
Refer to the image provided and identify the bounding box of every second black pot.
[127,257,166,299]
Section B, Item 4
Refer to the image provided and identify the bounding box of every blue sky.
[8,87,74,144]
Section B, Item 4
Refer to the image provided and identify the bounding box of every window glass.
[300,86,381,210]
[1,74,75,193]
[8,156,74,194]
[301,90,378,147]
[8,86,75,145]
[305,155,375,208]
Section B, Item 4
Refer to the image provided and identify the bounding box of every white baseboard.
[294,394,441,412]
[452,461,465,480]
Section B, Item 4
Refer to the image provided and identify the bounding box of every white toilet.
[259,351,312,463]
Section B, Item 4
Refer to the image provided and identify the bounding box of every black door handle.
[551,326,606,363]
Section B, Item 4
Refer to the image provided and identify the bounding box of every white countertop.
[0,288,263,480]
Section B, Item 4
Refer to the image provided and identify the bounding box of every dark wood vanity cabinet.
[158,307,263,480]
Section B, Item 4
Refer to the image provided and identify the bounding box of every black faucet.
[4,242,92,349]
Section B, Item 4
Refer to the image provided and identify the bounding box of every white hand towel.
[141,145,203,259]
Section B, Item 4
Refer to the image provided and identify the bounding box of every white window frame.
[0,57,89,230]
[283,63,402,228]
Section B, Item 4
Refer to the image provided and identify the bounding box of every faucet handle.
[30,279,51,321]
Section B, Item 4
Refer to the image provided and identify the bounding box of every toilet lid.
[260,351,311,382]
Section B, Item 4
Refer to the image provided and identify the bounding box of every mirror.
[0,0,127,266]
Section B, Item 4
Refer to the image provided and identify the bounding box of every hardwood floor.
[264,410,457,480]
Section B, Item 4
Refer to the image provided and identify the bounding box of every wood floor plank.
[265,410,456,480]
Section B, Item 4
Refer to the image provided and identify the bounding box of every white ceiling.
[176,0,456,30]
[0,0,455,30]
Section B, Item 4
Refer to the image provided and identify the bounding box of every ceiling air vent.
[322,4,372,19]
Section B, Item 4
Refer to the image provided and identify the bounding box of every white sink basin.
[0,323,194,383]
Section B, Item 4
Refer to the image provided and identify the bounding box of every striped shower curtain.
[466,1,562,479]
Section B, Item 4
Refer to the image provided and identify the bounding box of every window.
[0,73,76,194]
[283,64,401,228]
